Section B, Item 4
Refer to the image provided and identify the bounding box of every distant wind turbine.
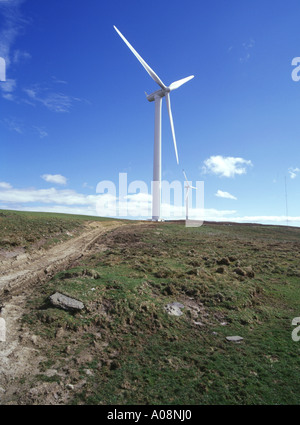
[114,26,194,221]
[183,170,197,221]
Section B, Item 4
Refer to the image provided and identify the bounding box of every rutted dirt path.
[0,220,124,403]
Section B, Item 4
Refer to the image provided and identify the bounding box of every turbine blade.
[114,26,167,90]
[165,93,179,164]
[169,75,194,91]
[190,186,197,190]
[183,170,188,183]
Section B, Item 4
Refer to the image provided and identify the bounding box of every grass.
[0,209,114,251]
[11,219,300,404]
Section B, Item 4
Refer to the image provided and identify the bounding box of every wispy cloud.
[33,126,48,139]
[41,174,67,185]
[202,155,253,178]
[0,0,27,66]
[13,48,31,64]
[240,38,255,63]
[23,86,81,113]
[2,116,23,133]
[215,190,237,200]
[288,167,300,179]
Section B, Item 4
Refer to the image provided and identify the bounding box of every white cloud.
[41,174,67,185]
[215,190,237,200]
[288,167,300,179]
[2,116,23,133]
[0,78,16,92]
[13,49,31,63]
[0,0,27,67]
[203,155,253,178]
[0,181,12,189]
[33,126,48,139]
[23,87,80,113]
[1,183,300,226]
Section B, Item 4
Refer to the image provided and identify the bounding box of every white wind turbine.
[183,170,197,221]
[114,26,194,221]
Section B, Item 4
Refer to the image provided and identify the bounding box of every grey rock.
[66,384,74,390]
[164,302,184,316]
[226,335,244,342]
[50,292,84,312]
[0,317,6,342]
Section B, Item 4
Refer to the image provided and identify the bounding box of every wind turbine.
[183,170,197,221]
[114,26,194,221]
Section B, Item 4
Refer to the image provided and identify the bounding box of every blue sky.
[0,0,299,225]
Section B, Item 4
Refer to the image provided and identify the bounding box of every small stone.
[226,336,244,342]
[31,335,39,346]
[66,384,74,390]
[0,318,6,342]
[164,302,184,316]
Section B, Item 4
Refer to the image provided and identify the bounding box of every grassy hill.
[1,211,300,404]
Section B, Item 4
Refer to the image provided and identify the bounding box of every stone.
[226,336,244,342]
[164,302,184,316]
[0,317,6,342]
[49,292,84,312]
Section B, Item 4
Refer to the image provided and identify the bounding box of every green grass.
[18,221,300,404]
[0,209,115,251]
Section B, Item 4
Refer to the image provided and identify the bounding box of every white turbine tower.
[114,26,194,221]
[183,170,197,221]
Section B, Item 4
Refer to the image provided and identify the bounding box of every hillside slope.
[0,216,300,404]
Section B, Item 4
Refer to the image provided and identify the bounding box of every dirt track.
[0,220,124,403]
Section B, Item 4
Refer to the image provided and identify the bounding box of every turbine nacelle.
[146,88,169,102]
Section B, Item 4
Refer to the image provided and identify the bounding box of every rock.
[49,292,84,312]
[234,267,246,277]
[45,369,58,377]
[193,321,204,326]
[31,335,39,346]
[164,302,184,316]
[226,336,244,342]
[66,384,74,390]
[0,317,6,342]
[217,257,230,266]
